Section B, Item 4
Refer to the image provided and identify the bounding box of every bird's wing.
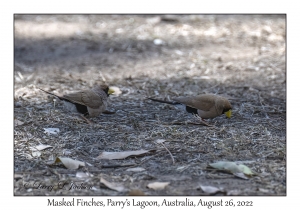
[173,95,216,111]
[63,90,104,109]
[38,88,64,100]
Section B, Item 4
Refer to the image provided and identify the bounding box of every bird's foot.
[193,115,212,127]
[80,115,93,125]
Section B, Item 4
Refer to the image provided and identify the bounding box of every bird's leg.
[79,115,93,125]
[193,114,212,126]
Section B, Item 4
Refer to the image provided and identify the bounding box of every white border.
[5,0,294,209]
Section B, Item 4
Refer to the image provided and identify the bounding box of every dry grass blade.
[160,142,175,165]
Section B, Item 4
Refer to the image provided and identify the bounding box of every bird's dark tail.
[38,88,64,100]
[147,97,180,105]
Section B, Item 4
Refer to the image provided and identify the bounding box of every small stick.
[137,154,159,166]
[160,142,175,165]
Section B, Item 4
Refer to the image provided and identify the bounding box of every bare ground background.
[14,14,286,196]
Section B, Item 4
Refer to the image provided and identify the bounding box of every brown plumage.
[148,94,232,120]
[39,84,114,117]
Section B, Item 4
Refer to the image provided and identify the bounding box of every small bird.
[39,84,115,122]
[148,94,232,125]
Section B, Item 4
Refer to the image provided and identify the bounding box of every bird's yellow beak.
[108,88,115,95]
[225,109,232,118]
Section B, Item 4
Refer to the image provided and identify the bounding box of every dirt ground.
[14,14,286,196]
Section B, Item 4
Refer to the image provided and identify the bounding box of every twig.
[201,83,220,92]
[47,168,62,178]
[14,170,47,175]
[137,154,160,166]
[160,142,175,165]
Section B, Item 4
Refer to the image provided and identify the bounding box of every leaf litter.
[49,157,85,170]
[100,177,126,192]
[147,182,170,190]
[208,161,256,178]
[97,149,154,160]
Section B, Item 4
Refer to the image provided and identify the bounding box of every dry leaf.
[200,185,222,195]
[100,177,125,192]
[54,157,85,169]
[209,161,241,173]
[35,144,53,151]
[32,151,41,157]
[147,182,170,190]
[14,119,24,126]
[97,149,152,160]
[233,172,249,180]
[238,164,255,176]
[126,167,145,172]
[209,161,255,177]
